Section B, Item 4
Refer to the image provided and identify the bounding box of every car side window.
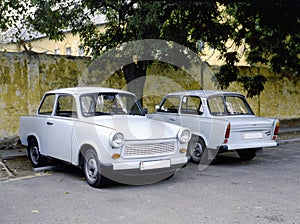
[208,96,225,115]
[55,95,77,118]
[158,97,180,113]
[38,94,56,115]
[181,96,203,115]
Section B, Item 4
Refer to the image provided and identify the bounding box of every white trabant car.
[20,87,191,188]
[148,90,279,163]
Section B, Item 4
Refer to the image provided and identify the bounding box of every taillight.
[225,123,231,138]
[273,120,280,140]
[224,123,230,143]
[274,120,280,135]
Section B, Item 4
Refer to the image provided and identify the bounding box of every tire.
[187,136,206,164]
[236,149,256,161]
[27,138,44,167]
[83,148,109,188]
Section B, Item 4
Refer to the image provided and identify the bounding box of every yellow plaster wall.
[224,67,300,119]
[0,52,299,139]
[0,52,90,139]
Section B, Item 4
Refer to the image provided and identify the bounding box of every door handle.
[47,122,53,125]
[169,118,175,121]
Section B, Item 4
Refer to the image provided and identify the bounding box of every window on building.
[78,46,85,56]
[54,48,60,55]
[197,40,204,51]
[66,47,72,55]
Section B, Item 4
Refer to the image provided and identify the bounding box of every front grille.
[123,141,175,158]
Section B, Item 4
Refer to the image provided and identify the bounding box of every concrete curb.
[0,148,27,160]
[0,160,15,178]
[278,138,300,145]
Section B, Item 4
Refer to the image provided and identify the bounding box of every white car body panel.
[223,115,278,150]
[20,87,191,185]
[148,90,279,155]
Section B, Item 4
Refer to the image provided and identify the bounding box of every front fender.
[71,123,114,166]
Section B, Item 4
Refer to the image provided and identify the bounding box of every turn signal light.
[179,148,187,154]
[112,153,121,159]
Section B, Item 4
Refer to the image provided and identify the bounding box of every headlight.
[109,132,125,148]
[177,128,191,144]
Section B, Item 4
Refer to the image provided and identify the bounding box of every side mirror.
[143,108,148,114]
[155,105,160,111]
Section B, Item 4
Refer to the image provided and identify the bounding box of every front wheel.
[187,136,206,163]
[83,149,109,188]
[27,138,45,167]
[236,149,256,161]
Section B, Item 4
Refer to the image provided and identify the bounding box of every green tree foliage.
[2,1,299,98]
[0,0,25,30]
[0,0,33,44]
[225,1,300,75]
[237,74,267,98]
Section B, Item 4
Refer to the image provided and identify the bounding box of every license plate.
[140,160,171,170]
[242,132,263,140]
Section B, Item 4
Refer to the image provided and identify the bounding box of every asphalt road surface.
[0,143,299,224]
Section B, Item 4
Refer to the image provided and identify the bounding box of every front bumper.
[100,157,187,185]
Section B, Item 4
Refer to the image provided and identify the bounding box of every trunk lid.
[225,115,275,132]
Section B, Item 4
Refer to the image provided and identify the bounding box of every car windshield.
[208,95,254,116]
[80,93,143,116]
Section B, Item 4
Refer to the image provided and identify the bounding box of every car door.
[45,94,76,162]
[180,95,205,132]
[180,95,229,150]
[154,96,182,125]
[37,93,56,155]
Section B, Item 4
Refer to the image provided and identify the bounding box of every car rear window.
[208,95,253,116]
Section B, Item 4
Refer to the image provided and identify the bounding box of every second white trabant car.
[20,87,192,188]
[148,90,279,162]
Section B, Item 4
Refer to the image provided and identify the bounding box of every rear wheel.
[236,149,256,161]
[188,136,206,163]
[83,148,109,188]
[28,138,44,167]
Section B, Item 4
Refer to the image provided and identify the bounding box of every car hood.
[86,115,180,140]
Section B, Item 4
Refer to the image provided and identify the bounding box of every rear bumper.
[100,157,187,185]
[219,141,279,152]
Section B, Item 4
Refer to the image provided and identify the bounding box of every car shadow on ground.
[211,153,246,165]
[1,153,257,188]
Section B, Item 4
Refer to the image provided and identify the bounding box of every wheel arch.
[27,135,37,142]
[78,144,99,168]
[26,135,40,149]
[190,133,207,147]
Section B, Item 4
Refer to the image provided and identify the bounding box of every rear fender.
[206,119,229,150]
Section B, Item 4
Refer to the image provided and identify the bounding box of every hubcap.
[193,143,203,158]
[31,146,39,163]
[86,156,98,182]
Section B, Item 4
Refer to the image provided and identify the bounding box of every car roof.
[165,90,245,98]
[45,87,135,96]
